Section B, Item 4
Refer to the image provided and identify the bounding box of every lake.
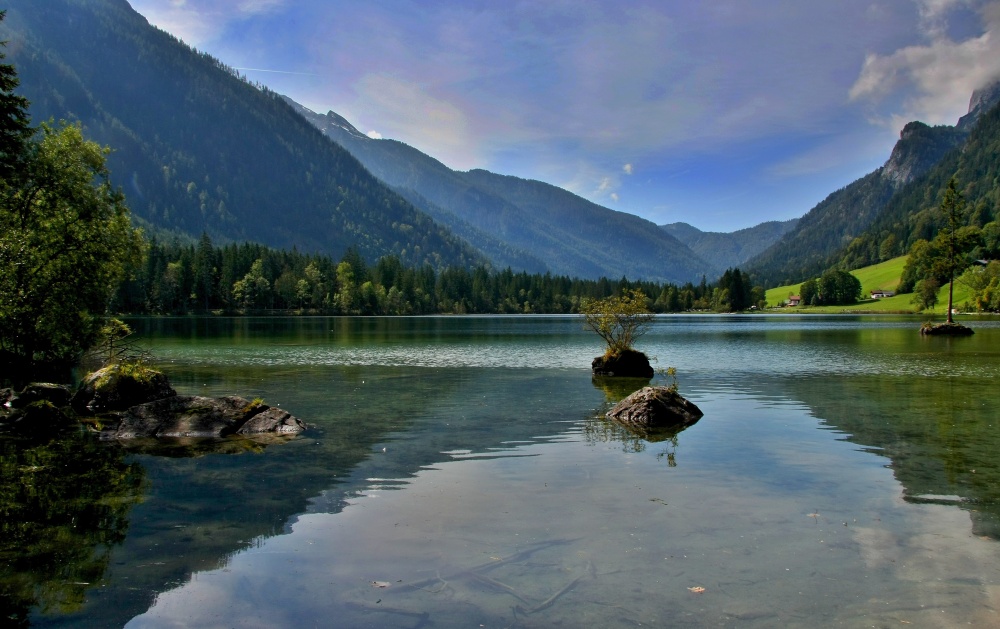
[5,314,1000,628]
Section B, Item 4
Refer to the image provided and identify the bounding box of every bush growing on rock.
[580,289,653,357]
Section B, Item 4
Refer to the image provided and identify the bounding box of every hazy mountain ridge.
[747,83,1000,286]
[287,99,714,284]
[1,0,484,269]
[660,219,798,271]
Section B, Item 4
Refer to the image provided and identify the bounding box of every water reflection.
[12,316,1000,627]
[774,373,1000,539]
[0,433,145,627]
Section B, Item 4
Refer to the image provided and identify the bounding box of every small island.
[581,289,703,429]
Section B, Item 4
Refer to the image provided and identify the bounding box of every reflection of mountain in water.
[771,374,1000,539]
[26,366,602,627]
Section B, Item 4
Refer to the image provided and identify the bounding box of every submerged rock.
[607,386,703,429]
[592,349,654,378]
[105,395,305,439]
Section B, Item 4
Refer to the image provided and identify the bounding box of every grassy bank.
[764,255,976,315]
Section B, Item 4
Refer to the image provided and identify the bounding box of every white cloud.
[366,130,383,140]
[849,1,1000,127]
[622,163,634,175]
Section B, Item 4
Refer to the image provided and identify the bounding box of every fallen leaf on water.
[371,581,391,588]
[687,586,706,593]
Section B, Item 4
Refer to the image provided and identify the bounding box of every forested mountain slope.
[748,120,970,286]
[837,96,1000,271]
[288,99,713,284]
[0,0,483,268]
[661,219,798,270]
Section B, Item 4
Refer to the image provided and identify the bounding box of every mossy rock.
[920,322,975,336]
[592,349,654,378]
[73,363,176,413]
[3,400,78,439]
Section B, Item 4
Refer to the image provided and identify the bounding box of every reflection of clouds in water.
[126,400,1000,628]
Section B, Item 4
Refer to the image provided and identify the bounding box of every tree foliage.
[0,11,30,181]
[580,289,654,357]
[111,237,759,316]
[0,121,143,379]
[959,261,1000,312]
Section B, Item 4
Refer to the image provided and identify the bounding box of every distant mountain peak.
[280,97,369,140]
[957,78,1000,130]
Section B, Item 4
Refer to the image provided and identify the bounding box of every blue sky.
[128,0,1000,232]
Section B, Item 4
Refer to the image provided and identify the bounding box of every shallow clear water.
[6,315,1000,627]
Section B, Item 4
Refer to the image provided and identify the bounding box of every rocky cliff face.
[882,79,1000,187]
[881,121,966,188]
[957,79,1000,130]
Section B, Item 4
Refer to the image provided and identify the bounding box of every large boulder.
[607,386,703,429]
[592,349,654,378]
[73,364,176,413]
[1,384,78,438]
[9,382,73,409]
[105,395,305,439]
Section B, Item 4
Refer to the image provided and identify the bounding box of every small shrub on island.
[582,289,655,378]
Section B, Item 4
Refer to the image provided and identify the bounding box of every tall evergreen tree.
[0,11,31,181]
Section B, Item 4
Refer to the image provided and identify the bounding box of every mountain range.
[1,0,495,271]
[659,219,798,271]
[1,0,716,285]
[3,0,997,289]
[285,99,715,283]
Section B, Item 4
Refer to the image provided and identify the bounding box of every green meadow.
[764,255,975,315]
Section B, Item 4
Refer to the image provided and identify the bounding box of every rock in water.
[106,395,305,439]
[920,322,974,336]
[607,386,703,429]
[591,349,654,378]
[73,364,177,413]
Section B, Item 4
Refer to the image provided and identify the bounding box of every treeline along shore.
[114,234,764,316]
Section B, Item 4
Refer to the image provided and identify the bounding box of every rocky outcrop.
[957,79,1000,130]
[106,395,305,439]
[2,368,305,444]
[592,349,654,378]
[607,386,703,429]
[72,364,176,413]
[881,121,967,188]
[9,382,73,409]
[1,383,79,437]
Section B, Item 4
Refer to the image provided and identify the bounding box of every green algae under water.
[5,315,1000,628]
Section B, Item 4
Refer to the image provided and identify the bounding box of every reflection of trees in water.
[0,433,145,627]
[777,374,1000,539]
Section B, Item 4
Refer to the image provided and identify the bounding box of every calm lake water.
[5,314,1000,628]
